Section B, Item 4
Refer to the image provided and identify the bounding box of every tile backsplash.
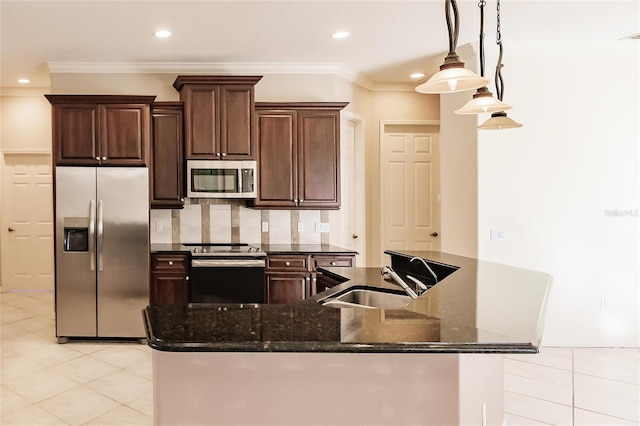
[150,200,331,245]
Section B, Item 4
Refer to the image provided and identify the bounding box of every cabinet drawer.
[266,255,309,271]
[151,254,189,272]
[313,255,355,269]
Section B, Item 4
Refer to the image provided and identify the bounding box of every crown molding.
[45,61,422,92]
[47,61,375,90]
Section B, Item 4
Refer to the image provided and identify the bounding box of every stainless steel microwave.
[187,160,257,198]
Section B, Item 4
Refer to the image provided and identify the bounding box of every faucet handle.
[407,275,429,292]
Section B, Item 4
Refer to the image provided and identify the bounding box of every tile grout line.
[572,347,575,426]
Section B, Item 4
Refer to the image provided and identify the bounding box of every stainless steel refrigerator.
[55,167,149,342]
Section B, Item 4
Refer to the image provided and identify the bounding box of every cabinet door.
[150,253,190,304]
[315,272,345,294]
[297,110,341,208]
[220,85,254,159]
[100,104,150,166]
[182,84,219,159]
[150,273,190,304]
[53,104,100,165]
[252,111,298,208]
[265,273,309,304]
[151,104,185,209]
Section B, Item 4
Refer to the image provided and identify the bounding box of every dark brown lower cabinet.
[315,271,348,294]
[265,253,355,304]
[150,253,190,304]
[265,273,310,304]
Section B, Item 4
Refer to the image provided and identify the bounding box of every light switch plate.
[297,222,304,232]
[262,222,269,232]
[490,229,506,241]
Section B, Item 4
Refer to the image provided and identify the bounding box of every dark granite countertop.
[144,250,552,354]
[150,243,356,255]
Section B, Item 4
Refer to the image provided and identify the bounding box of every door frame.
[379,120,441,266]
[334,110,366,265]
[1,150,54,291]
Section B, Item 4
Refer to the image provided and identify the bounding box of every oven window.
[192,169,239,193]
[190,266,265,303]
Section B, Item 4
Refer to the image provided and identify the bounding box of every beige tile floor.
[1,290,639,425]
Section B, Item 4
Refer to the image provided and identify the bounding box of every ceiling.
[1,1,638,90]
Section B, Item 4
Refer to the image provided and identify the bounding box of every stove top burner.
[183,243,265,257]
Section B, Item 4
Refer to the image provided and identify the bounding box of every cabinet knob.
[330,261,336,266]
[221,153,226,157]
[352,234,359,239]
[216,153,221,156]
[294,199,298,203]
[285,261,291,266]
[95,156,100,160]
[8,227,16,232]
[180,198,185,202]
[102,157,107,161]
[185,276,189,281]
[431,232,439,237]
[168,261,173,266]
[300,199,304,203]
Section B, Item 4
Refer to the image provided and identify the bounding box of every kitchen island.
[144,250,551,425]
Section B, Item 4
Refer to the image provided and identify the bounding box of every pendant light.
[416,0,490,94]
[479,0,522,130]
[455,0,511,114]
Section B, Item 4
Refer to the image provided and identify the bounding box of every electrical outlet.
[315,222,330,233]
[155,222,163,232]
[261,222,269,232]
[490,229,506,241]
[297,222,304,232]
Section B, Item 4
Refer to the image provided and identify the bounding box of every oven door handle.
[192,259,266,268]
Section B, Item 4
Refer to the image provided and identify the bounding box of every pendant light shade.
[416,59,490,94]
[455,87,512,114]
[416,0,489,94]
[478,111,522,130]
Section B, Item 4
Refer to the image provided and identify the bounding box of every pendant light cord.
[478,0,486,77]
[494,0,505,101]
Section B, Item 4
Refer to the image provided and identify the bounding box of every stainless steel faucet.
[410,257,438,284]
[380,266,418,299]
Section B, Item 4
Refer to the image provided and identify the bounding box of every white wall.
[477,42,639,345]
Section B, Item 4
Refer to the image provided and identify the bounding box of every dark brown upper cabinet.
[45,95,155,166]
[151,102,185,209]
[250,102,348,210]
[173,75,262,160]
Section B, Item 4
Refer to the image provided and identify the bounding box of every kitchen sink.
[318,286,411,310]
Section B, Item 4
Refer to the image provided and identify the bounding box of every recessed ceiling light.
[18,78,30,84]
[154,30,172,38]
[410,73,425,79]
[331,31,350,39]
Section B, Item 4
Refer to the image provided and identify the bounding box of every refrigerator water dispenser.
[63,217,89,252]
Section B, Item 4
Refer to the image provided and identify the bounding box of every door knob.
[352,234,359,239]
[430,232,439,237]
[8,227,16,232]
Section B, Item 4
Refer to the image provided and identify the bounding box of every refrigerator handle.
[97,200,104,271]
[89,200,96,271]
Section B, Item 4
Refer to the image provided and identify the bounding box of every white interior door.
[380,123,440,266]
[1,154,54,291]
[331,113,366,265]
